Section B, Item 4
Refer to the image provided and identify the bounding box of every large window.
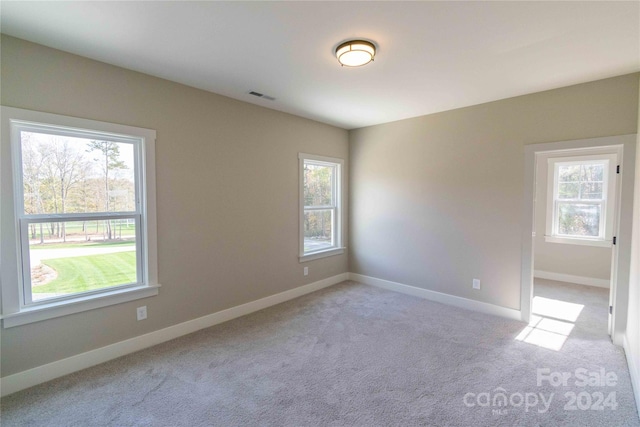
[299,153,343,261]
[545,154,617,247]
[1,107,158,327]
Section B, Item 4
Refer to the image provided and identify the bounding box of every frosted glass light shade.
[335,40,376,67]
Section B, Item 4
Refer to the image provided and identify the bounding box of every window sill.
[299,247,345,263]
[1,284,161,328]
[544,235,612,248]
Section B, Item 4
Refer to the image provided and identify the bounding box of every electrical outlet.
[304,266,309,276]
[472,279,481,290]
[137,306,147,321]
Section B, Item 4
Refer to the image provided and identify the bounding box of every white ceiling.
[1,1,639,130]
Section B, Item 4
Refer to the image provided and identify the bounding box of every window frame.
[299,153,344,262]
[1,107,159,328]
[545,153,617,247]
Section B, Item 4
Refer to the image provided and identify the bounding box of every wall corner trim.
[0,273,348,397]
[348,273,522,321]
[533,270,611,288]
[623,334,640,419]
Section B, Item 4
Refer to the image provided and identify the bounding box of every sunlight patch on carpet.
[515,297,584,351]
[531,296,584,322]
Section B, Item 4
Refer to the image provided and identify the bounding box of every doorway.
[521,134,636,346]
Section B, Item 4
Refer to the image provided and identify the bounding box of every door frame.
[521,134,636,345]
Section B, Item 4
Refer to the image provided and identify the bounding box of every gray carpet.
[1,280,638,426]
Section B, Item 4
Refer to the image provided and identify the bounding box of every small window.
[299,153,344,261]
[545,154,617,247]
[1,107,158,327]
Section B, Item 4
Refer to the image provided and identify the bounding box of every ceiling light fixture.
[335,40,376,67]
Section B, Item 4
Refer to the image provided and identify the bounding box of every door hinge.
[610,305,613,315]
[617,165,620,174]
[613,236,617,245]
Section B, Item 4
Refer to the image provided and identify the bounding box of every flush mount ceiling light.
[335,40,376,67]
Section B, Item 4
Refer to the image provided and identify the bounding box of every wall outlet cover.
[137,306,147,321]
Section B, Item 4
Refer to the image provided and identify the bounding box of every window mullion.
[22,212,138,223]
[19,219,33,306]
[135,214,144,285]
[27,213,137,223]
[304,205,336,211]
[599,200,606,239]
[554,199,603,205]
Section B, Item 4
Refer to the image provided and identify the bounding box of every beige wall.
[625,74,640,411]
[0,36,349,376]
[533,152,611,282]
[350,73,639,310]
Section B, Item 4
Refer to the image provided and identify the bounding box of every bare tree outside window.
[87,140,128,239]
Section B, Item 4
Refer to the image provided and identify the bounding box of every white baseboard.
[349,273,522,321]
[534,270,610,288]
[0,273,348,397]
[623,334,640,419]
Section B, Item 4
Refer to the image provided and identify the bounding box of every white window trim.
[545,153,617,248]
[12,121,146,306]
[1,106,160,328]
[299,153,344,262]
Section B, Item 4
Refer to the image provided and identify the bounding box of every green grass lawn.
[35,252,137,295]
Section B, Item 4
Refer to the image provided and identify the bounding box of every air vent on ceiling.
[249,91,276,101]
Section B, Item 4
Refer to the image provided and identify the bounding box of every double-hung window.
[1,107,158,327]
[299,153,344,261]
[545,154,617,247]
